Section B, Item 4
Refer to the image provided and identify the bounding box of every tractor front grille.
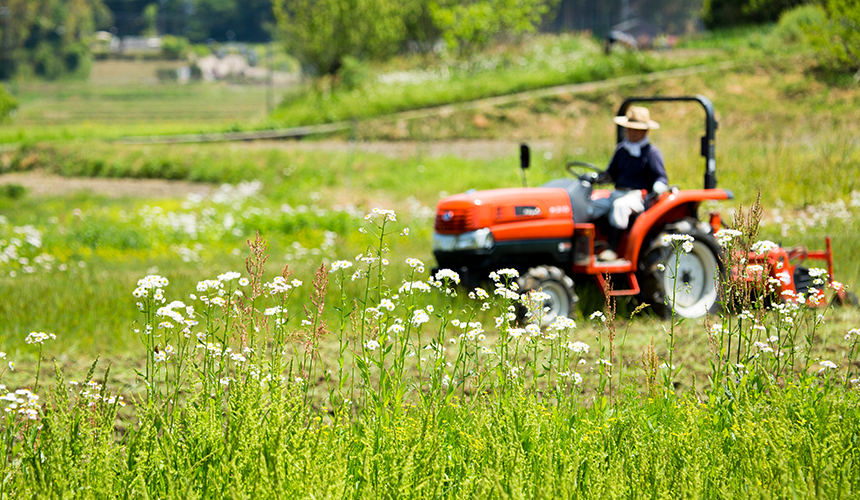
[435,209,475,233]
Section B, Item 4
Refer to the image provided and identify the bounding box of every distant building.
[116,36,163,55]
[548,0,702,37]
[91,32,164,56]
[195,54,249,81]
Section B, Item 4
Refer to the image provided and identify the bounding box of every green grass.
[0,78,274,144]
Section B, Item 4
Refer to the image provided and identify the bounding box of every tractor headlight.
[433,228,494,252]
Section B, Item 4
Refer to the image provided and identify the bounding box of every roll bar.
[616,95,718,190]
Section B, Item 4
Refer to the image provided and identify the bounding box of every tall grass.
[0,205,858,498]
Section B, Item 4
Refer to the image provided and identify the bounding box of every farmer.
[591,105,669,262]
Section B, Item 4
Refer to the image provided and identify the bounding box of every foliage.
[0,184,25,199]
[141,2,159,36]
[272,0,558,75]
[104,0,274,43]
[0,0,112,80]
[160,35,190,60]
[272,0,418,75]
[774,4,825,43]
[338,56,372,90]
[703,0,807,28]
[0,85,17,122]
[429,0,558,56]
[804,0,860,74]
[185,0,275,42]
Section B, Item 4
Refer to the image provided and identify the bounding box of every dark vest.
[607,144,667,191]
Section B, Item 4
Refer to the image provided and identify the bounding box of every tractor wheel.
[637,221,723,319]
[517,266,578,327]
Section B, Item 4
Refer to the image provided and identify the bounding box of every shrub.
[775,4,825,44]
[338,55,371,89]
[161,35,190,60]
[0,184,25,200]
[703,0,807,28]
[805,0,860,75]
[0,85,17,123]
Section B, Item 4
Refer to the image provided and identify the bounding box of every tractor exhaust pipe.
[520,143,530,187]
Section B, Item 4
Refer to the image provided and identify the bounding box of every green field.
[0,59,285,143]
[0,25,859,498]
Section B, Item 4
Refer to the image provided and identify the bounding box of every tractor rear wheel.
[518,266,578,326]
[637,221,723,319]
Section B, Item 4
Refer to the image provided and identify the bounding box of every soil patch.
[0,171,212,199]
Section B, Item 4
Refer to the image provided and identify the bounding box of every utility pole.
[266,41,273,113]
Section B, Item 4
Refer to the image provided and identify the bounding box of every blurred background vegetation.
[0,0,856,84]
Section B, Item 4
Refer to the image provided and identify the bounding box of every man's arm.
[598,149,621,184]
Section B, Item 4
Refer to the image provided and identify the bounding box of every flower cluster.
[662,234,694,253]
[406,258,424,271]
[751,240,778,255]
[0,219,63,278]
[1,389,40,420]
[134,275,169,299]
[715,228,742,247]
[434,269,460,284]
[330,260,353,272]
[365,207,397,222]
[24,331,56,345]
[399,280,431,294]
[264,277,302,295]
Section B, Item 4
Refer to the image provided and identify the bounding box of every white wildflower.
[751,240,779,255]
[365,339,380,351]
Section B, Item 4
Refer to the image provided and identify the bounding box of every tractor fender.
[623,189,733,260]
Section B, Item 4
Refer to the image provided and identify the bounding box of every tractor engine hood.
[434,187,575,242]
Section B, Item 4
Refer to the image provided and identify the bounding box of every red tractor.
[432,96,843,321]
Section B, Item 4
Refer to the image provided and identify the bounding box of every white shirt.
[621,137,650,157]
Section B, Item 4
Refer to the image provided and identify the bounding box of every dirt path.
[0,171,213,199]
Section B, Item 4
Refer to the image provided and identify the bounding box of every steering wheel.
[566,161,603,179]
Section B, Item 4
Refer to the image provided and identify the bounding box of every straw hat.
[613,106,660,130]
